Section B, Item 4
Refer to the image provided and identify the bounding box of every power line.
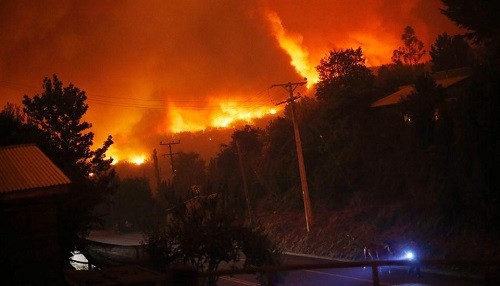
[0,79,285,111]
[271,80,313,232]
[1,79,289,129]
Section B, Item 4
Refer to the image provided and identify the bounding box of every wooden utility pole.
[271,80,313,232]
[152,149,161,195]
[235,139,253,225]
[160,140,180,178]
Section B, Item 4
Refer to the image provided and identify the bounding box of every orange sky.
[0,0,463,163]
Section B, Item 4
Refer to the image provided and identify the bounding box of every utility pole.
[235,139,253,226]
[271,80,313,232]
[152,149,161,195]
[160,140,180,178]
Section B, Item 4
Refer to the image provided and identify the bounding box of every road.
[215,254,487,286]
[79,231,493,285]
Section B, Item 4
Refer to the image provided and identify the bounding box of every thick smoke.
[0,0,463,160]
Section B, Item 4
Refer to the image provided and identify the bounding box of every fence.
[199,259,500,286]
[68,257,500,285]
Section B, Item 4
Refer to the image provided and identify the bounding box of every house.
[0,144,71,284]
[369,67,474,147]
[371,67,473,108]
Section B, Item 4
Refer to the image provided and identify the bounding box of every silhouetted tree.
[22,74,115,265]
[376,63,425,92]
[208,145,239,215]
[259,116,301,209]
[441,1,499,225]
[112,177,157,232]
[172,151,207,200]
[441,0,498,44]
[391,26,426,66]
[0,103,34,146]
[209,126,267,216]
[232,125,263,157]
[231,125,264,214]
[316,47,374,101]
[314,47,376,208]
[144,193,281,285]
[430,33,472,71]
[441,0,499,65]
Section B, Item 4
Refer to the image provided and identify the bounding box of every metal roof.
[0,144,71,194]
[371,67,472,108]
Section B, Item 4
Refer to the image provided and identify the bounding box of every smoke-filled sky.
[0,0,463,163]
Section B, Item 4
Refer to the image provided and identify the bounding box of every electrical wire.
[0,79,290,126]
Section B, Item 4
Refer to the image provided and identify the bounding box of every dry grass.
[256,206,500,266]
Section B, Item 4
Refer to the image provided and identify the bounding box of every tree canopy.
[171,151,207,199]
[112,176,157,232]
[441,0,498,44]
[21,74,116,264]
[315,47,374,101]
[430,33,472,71]
[0,103,32,146]
[391,26,426,66]
[441,0,499,65]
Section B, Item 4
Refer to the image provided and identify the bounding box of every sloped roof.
[371,85,414,108]
[0,144,71,194]
[371,67,473,108]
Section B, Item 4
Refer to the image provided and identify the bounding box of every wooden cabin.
[0,144,71,284]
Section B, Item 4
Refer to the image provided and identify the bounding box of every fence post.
[371,264,380,286]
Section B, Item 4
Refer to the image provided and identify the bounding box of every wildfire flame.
[130,156,146,165]
[100,11,321,163]
[107,148,147,166]
[98,10,319,165]
[168,100,280,133]
[212,102,278,128]
[266,10,319,88]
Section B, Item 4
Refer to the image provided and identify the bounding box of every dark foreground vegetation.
[105,0,500,277]
[1,0,498,284]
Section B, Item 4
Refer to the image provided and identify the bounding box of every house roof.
[0,144,71,194]
[371,67,473,108]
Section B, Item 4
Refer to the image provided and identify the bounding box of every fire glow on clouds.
[0,0,462,163]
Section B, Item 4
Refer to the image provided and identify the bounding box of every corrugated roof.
[0,144,71,194]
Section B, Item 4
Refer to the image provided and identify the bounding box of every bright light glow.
[166,99,281,133]
[211,101,280,128]
[266,10,319,88]
[130,156,146,165]
[106,148,148,166]
[345,32,396,67]
[168,102,207,133]
[406,251,414,260]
